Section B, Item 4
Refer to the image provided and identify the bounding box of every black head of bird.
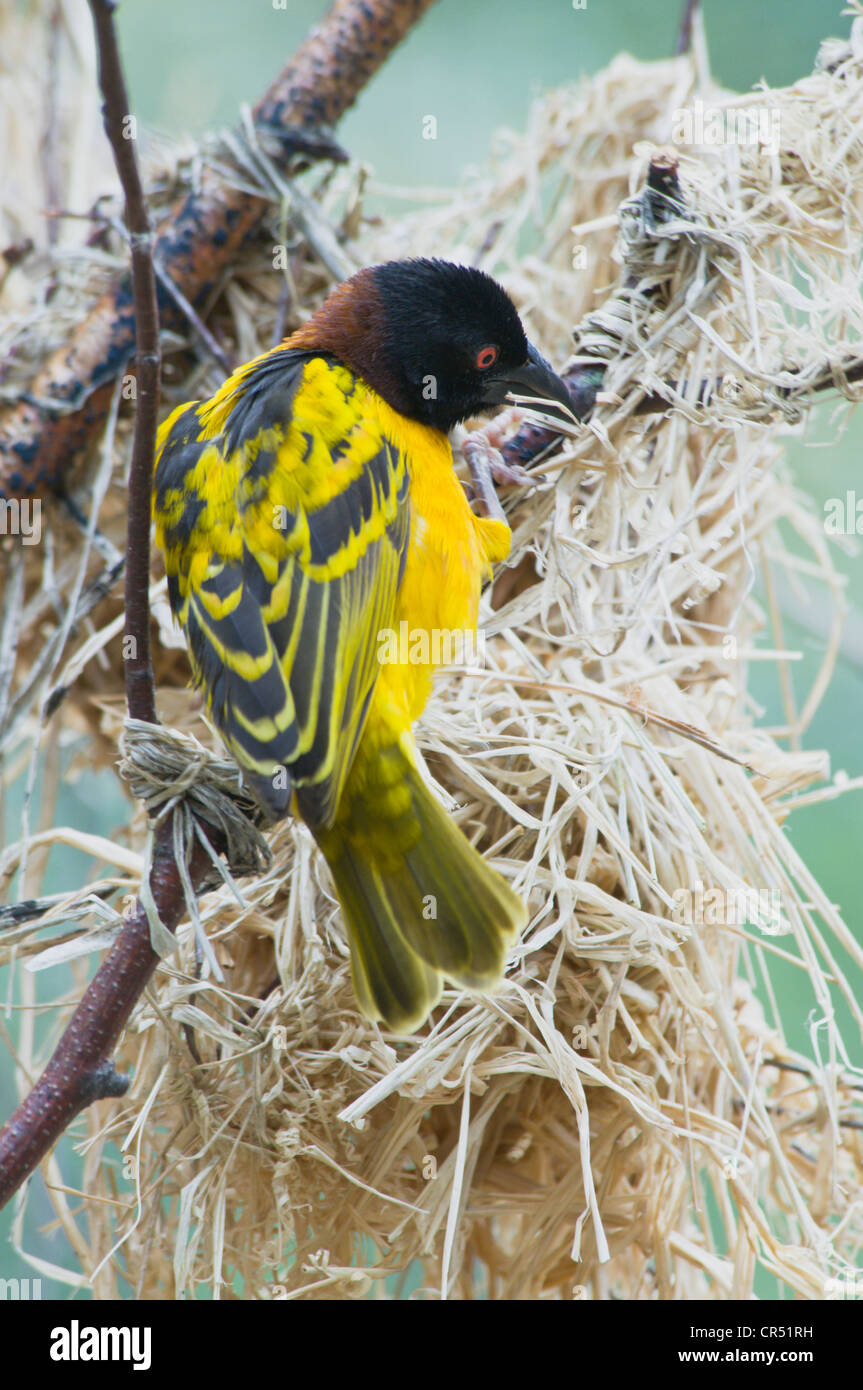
[287,256,573,432]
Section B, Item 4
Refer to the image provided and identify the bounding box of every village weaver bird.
[153,258,573,1032]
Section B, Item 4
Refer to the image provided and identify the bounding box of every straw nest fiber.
[2,5,863,1299]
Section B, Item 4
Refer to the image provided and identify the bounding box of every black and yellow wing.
[153,348,410,826]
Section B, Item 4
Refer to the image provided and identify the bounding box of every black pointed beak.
[480,341,574,422]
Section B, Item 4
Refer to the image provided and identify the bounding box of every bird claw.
[463,434,537,522]
[488,456,536,487]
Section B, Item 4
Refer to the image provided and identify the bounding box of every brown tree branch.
[0,0,438,501]
[0,0,168,1209]
[675,0,700,56]
[494,351,863,481]
[0,829,214,1209]
[89,0,160,727]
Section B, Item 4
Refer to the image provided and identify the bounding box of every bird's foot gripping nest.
[462,412,545,522]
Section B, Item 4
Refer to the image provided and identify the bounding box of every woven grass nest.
[3,11,863,1299]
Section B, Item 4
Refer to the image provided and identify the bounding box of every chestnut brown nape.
[282,257,537,431]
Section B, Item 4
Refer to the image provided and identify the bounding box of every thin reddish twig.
[2,0,183,1210]
[90,0,160,726]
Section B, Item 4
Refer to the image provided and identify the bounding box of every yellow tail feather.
[315,743,526,1033]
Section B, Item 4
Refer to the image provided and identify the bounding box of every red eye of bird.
[475,345,498,370]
